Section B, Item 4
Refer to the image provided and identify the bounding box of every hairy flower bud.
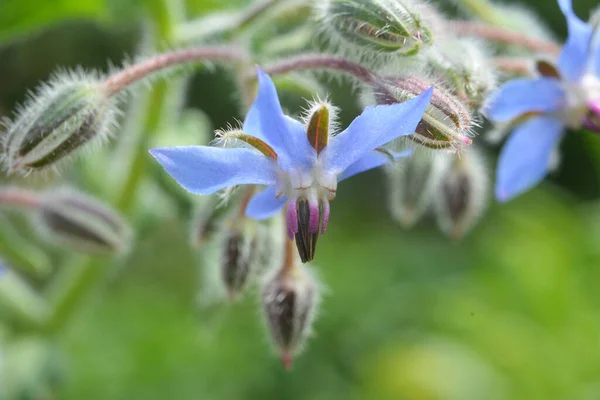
[426,39,497,107]
[36,189,131,254]
[316,0,435,59]
[371,75,474,150]
[434,149,488,239]
[261,263,319,369]
[2,71,117,174]
[219,221,259,300]
[385,151,444,228]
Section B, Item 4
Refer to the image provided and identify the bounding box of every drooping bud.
[36,189,132,254]
[385,151,444,228]
[261,262,319,369]
[3,71,117,174]
[219,220,259,300]
[371,75,474,151]
[316,0,435,60]
[433,149,488,239]
[425,39,497,107]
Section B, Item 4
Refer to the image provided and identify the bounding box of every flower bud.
[219,221,259,300]
[385,151,444,228]
[261,263,319,369]
[433,149,488,239]
[371,75,474,151]
[36,189,132,254]
[426,39,497,107]
[316,0,435,59]
[3,71,117,174]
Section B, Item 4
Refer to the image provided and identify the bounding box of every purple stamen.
[286,202,298,240]
[308,199,320,233]
[321,201,330,234]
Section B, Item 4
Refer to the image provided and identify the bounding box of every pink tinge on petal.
[308,199,320,233]
[321,200,330,234]
[286,202,298,240]
[589,100,600,115]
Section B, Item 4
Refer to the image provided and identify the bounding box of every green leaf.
[0,0,107,44]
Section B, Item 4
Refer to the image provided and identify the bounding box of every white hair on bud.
[1,68,121,176]
[313,0,441,68]
[433,147,489,239]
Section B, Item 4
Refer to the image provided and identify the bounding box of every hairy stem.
[449,21,561,54]
[493,57,533,75]
[261,53,378,84]
[101,46,250,97]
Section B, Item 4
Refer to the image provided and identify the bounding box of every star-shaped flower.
[484,0,600,202]
[150,68,432,262]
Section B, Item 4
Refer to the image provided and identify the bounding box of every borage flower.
[484,0,600,202]
[150,69,432,262]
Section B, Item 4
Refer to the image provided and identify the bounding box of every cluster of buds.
[315,0,436,61]
[386,148,488,239]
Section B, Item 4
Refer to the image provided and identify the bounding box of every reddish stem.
[101,46,250,97]
[449,21,561,54]
[0,188,41,209]
[262,54,378,84]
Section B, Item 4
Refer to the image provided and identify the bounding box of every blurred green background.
[2,0,600,399]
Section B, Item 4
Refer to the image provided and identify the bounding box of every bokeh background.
[2,0,600,399]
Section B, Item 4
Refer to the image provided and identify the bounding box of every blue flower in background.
[485,0,600,202]
[151,68,432,262]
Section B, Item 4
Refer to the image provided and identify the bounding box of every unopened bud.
[261,263,319,369]
[3,72,117,174]
[37,189,131,254]
[219,220,259,300]
[316,0,435,59]
[385,151,444,228]
[434,149,488,239]
[426,39,497,107]
[372,76,474,150]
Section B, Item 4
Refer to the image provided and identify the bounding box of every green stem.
[454,0,505,25]
[43,0,184,334]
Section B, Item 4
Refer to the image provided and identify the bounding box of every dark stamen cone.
[294,199,318,263]
[306,105,329,153]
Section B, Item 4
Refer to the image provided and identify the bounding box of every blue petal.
[150,146,277,195]
[590,31,600,76]
[495,116,564,202]
[484,78,565,122]
[339,148,413,181]
[319,88,432,175]
[245,185,287,220]
[243,68,315,171]
[557,0,593,81]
